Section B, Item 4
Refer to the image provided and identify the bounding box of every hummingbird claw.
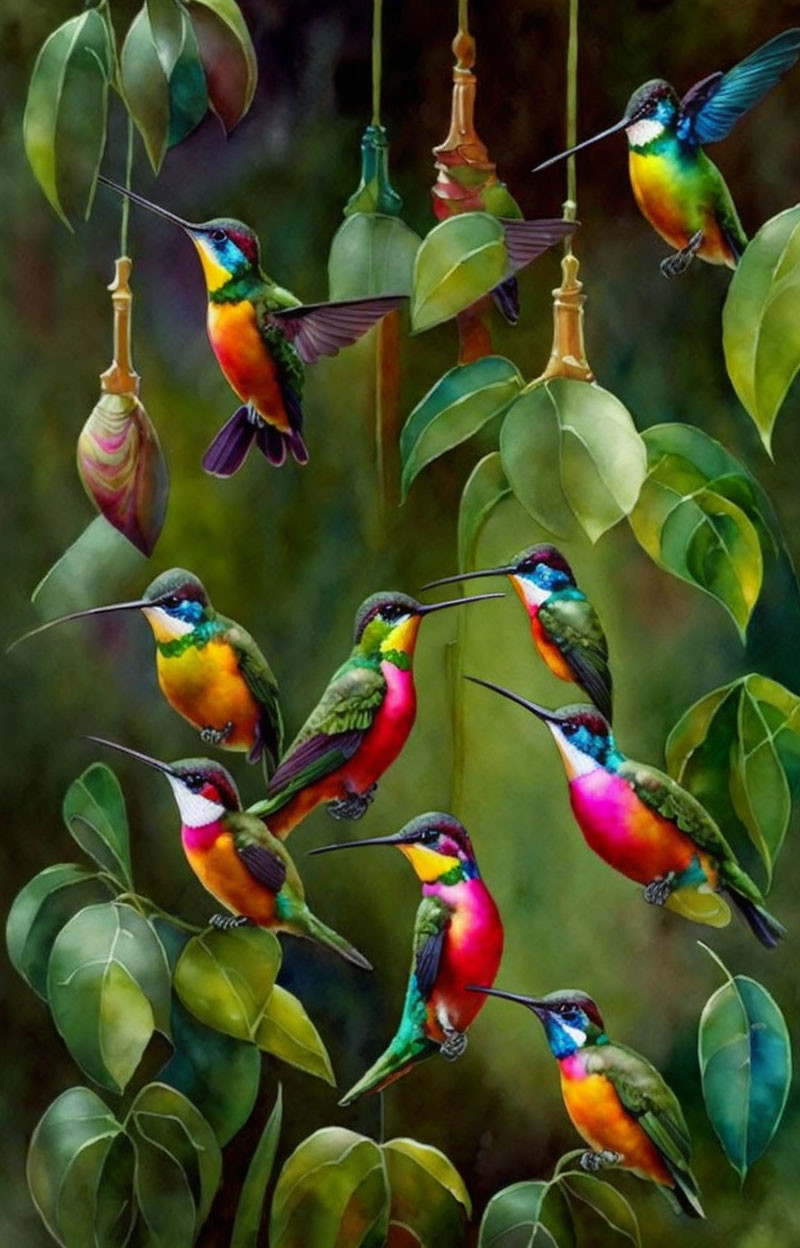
[327,783,378,822]
[440,1027,468,1061]
[659,229,704,278]
[200,721,235,746]
[579,1149,621,1172]
[643,872,678,906]
[209,913,253,931]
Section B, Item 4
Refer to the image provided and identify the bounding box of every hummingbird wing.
[270,295,407,365]
[537,591,612,722]
[226,813,292,895]
[222,619,285,770]
[615,759,739,863]
[500,218,577,274]
[412,895,452,1000]
[678,29,800,145]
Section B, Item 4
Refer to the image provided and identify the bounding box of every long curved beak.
[309,830,408,856]
[7,599,150,653]
[468,985,547,1014]
[421,567,514,591]
[97,175,202,233]
[417,591,504,615]
[85,735,175,777]
[532,118,629,172]
[464,675,561,724]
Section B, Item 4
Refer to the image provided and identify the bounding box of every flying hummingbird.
[470,986,704,1218]
[424,544,612,721]
[311,813,503,1104]
[249,590,503,839]
[12,569,283,771]
[88,737,371,969]
[466,679,785,948]
[533,29,800,276]
[97,175,406,474]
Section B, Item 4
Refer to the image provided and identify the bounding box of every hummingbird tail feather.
[203,405,256,477]
[299,909,372,970]
[339,1034,438,1106]
[490,276,520,325]
[253,422,309,468]
[729,892,786,949]
[665,1170,705,1219]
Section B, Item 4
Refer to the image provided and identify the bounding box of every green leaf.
[121,7,170,172]
[698,947,792,1180]
[63,763,133,888]
[27,1086,132,1248]
[722,205,800,453]
[458,452,512,571]
[382,1138,471,1245]
[47,902,171,1092]
[23,9,113,227]
[500,380,646,543]
[31,516,147,618]
[412,213,508,332]
[270,1128,389,1248]
[400,357,523,501]
[629,423,765,638]
[6,864,113,999]
[558,1172,641,1247]
[328,213,421,299]
[173,925,281,1043]
[255,984,335,1085]
[186,0,257,131]
[146,0,184,77]
[167,9,208,147]
[231,1086,283,1248]
[58,1132,136,1248]
[478,1180,574,1248]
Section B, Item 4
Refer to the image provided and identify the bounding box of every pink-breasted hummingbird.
[249,590,503,839]
[88,737,370,969]
[470,986,704,1218]
[533,30,800,276]
[423,543,612,721]
[466,678,785,948]
[97,175,406,474]
[311,813,503,1104]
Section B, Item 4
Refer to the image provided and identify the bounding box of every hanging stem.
[564,0,578,251]
[458,0,469,38]
[371,0,382,126]
[119,113,134,256]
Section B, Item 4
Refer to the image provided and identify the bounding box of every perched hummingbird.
[12,569,283,771]
[471,986,704,1218]
[311,813,503,1104]
[88,737,371,969]
[250,590,503,839]
[424,544,612,721]
[97,175,406,474]
[467,679,785,948]
[533,30,800,276]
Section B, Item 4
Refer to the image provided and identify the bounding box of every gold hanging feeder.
[535,251,594,383]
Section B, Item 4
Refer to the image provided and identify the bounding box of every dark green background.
[2,0,799,1243]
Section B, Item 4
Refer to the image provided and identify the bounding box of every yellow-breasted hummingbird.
[250,590,503,839]
[97,175,406,474]
[533,30,800,276]
[88,737,370,969]
[424,543,612,721]
[467,678,785,948]
[13,569,282,771]
[312,813,503,1104]
[470,986,704,1218]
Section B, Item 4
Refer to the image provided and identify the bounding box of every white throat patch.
[561,1021,588,1048]
[167,775,225,827]
[625,118,664,148]
[512,576,549,610]
[142,605,195,638]
[548,725,601,778]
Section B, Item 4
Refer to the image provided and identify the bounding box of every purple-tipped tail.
[203,404,309,476]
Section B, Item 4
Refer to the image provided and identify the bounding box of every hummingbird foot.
[580,1149,621,1173]
[200,721,235,746]
[660,229,703,278]
[209,913,253,931]
[327,783,378,822]
[643,872,678,906]
[440,1027,468,1061]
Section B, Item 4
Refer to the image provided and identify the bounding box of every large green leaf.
[31,516,147,618]
[173,925,281,1042]
[478,1179,574,1248]
[382,1138,471,1246]
[6,864,113,999]
[412,213,508,332]
[400,357,523,501]
[63,763,133,887]
[146,0,184,76]
[270,1128,389,1248]
[47,902,171,1092]
[166,8,208,147]
[121,7,171,172]
[500,380,646,543]
[458,452,512,571]
[186,0,257,131]
[722,205,800,453]
[558,1172,641,1246]
[698,946,791,1180]
[255,984,335,1085]
[329,213,421,299]
[23,9,113,227]
[231,1086,283,1248]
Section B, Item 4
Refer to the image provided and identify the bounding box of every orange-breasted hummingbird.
[533,30,800,276]
[311,813,503,1103]
[13,569,283,771]
[467,679,785,948]
[97,175,406,474]
[88,737,370,969]
[250,590,503,839]
[424,544,612,721]
[471,986,704,1218]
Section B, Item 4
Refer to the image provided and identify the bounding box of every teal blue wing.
[679,29,800,145]
[538,590,612,721]
[223,619,284,770]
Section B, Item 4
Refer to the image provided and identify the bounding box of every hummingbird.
[97,175,406,474]
[88,737,371,969]
[466,678,785,948]
[311,813,503,1104]
[471,986,704,1218]
[533,29,800,276]
[249,590,503,839]
[12,569,283,771]
[423,544,612,721]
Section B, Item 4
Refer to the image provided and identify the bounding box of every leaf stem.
[120,113,134,256]
[564,0,578,251]
[371,0,382,126]
[458,0,469,38]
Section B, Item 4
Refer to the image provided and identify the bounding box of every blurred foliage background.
[2,0,800,1243]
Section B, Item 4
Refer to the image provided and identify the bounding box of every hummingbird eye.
[210,228,227,243]
[185,774,204,791]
